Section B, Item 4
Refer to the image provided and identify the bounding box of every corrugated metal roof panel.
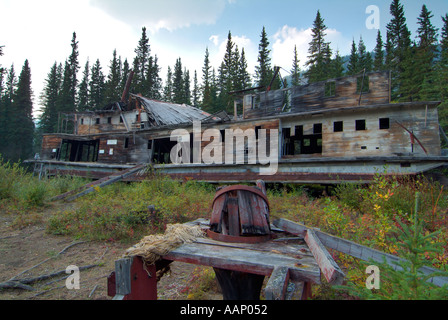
[138,97,211,127]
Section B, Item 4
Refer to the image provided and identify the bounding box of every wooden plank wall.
[290,71,390,113]
[280,103,441,158]
[40,135,62,160]
[244,71,390,120]
[97,136,127,164]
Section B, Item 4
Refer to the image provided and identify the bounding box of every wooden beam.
[305,229,345,285]
[273,218,448,288]
[65,164,146,202]
[264,266,290,300]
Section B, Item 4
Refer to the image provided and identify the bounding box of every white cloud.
[272,25,351,73]
[207,34,256,75]
[0,0,137,116]
[89,0,229,33]
[272,26,312,71]
[209,35,220,46]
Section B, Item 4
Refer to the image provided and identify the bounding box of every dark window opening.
[401,162,411,168]
[220,130,226,143]
[96,118,100,125]
[255,126,262,140]
[314,123,322,134]
[282,125,322,156]
[107,117,112,124]
[379,118,390,130]
[324,81,336,97]
[59,139,99,163]
[361,146,367,150]
[334,121,343,132]
[356,120,366,131]
[80,118,84,125]
[152,138,178,164]
[119,116,124,123]
[124,138,129,149]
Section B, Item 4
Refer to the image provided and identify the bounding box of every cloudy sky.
[0,0,447,116]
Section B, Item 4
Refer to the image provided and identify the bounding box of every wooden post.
[214,268,265,300]
[264,266,290,300]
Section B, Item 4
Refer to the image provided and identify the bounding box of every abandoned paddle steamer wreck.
[30,71,448,184]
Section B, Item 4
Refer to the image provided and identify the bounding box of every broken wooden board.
[274,218,448,288]
[305,229,345,285]
[63,164,147,202]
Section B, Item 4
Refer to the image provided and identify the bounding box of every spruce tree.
[172,58,184,104]
[386,0,411,100]
[163,66,173,102]
[238,48,252,90]
[77,59,90,112]
[104,49,122,105]
[416,5,439,101]
[434,14,448,133]
[192,70,200,108]
[339,193,448,300]
[39,62,63,133]
[201,47,213,111]
[0,65,4,153]
[358,36,373,73]
[146,55,162,100]
[0,65,16,158]
[88,59,105,110]
[68,32,80,109]
[183,68,191,105]
[305,11,333,83]
[347,39,360,75]
[217,32,239,111]
[9,60,34,161]
[291,45,301,86]
[133,27,151,96]
[374,31,385,71]
[331,50,345,78]
[255,26,274,88]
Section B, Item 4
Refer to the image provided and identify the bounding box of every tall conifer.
[305,11,332,83]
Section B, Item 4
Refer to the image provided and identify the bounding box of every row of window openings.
[285,118,390,136]
[80,116,136,125]
[335,118,390,132]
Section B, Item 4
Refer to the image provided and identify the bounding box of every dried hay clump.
[124,224,205,264]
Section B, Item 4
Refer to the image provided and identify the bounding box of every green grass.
[1,155,447,299]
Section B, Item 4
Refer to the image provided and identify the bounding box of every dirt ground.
[0,203,221,300]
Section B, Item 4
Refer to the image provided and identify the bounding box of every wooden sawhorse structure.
[107,219,345,300]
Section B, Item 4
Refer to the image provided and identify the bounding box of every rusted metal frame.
[274,218,448,288]
[395,120,428,155]
[108,256,157,300]
[206,230,273,244]
[121,70,134,103]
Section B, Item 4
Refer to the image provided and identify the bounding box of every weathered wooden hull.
[28,156,448,184]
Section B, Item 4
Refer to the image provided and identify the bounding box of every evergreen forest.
[0,0,447,163]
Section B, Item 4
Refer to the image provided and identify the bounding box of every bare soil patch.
[0,203,220,300]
